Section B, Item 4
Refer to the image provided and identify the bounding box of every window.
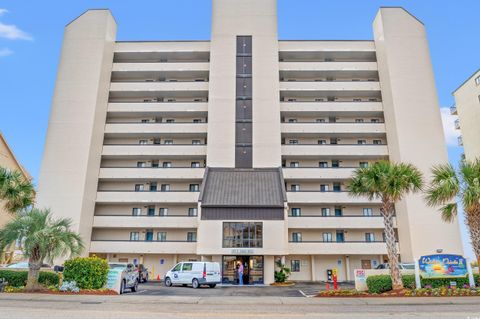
[333,183,341,192]
[355,119,364,123]
[157,232,167,242]
[289,162,299,168]
[327,97,335,102]
[359,162,369,168]
[332,160,340,168]
[321,208,330,216]
[191,162,200,168]
[139,139,148,145]
[182,263,193,271]
[336,230,345,242]
[289,140,299,145]
[291,260,300,272]
[315,98,324,102]
[316,119,326,123]
[334,206,343,216]
[292,232,302,242]
[323,232,333,242]
[137,161,146,168]
[193,119,202,123]
[152,161,159,168]
[166,119,175,123]
[132,208,141,216]
[164,140,173,145]
[329,117,336,123]
[187,232,197,242]
[288,119,298,123]
[373,140,382,145]
[141,119,150,123]
[363,208,373,216]
[192,140,201,145]
[162,162,172,168]
[475,75,480,86]
[189,184,200,192]
[320,184,329,192]
[149,182,157,191]
[130,232,139,241]
[330,138,338,145]
[371,119,380,123]
[188,208,198,216]
[147,206,155,216]
[291,208,301,217]
[357,140,367,145]
[353,98,362,102]
[223,222,263,248]
[291,184,300,192]
[160,184,170,192]
[154,138,161,145]
[146,230,154,241]
[365,233,375,242]
[159,208,168,216]
[318,139,327,145]
[134,184,144,192]
[319,161,328,168]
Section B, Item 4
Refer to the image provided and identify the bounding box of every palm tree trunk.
[465,208,480,274]
[25,253,42,292]
[381,202,403,290]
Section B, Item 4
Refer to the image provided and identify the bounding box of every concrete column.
[345,256,351,281]
[373,7,463,261]
[37,9,117,256]
[310,255,316,281]
[173,254,178,265]
[264,255,275,284]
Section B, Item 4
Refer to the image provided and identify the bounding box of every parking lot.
[130,281,354,297]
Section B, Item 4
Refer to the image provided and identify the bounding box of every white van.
[164,261,221,288]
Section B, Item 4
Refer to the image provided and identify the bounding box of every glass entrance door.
[222,255,264,285]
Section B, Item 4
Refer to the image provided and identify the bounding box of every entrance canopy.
[199,167,286,220]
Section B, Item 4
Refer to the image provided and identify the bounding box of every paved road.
[1,293,480,319]
[132,281,354,297]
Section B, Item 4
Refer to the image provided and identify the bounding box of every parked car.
[164,261,221,289]
[108,263,139,294]
[137,264,149,283]
[375,263,415,270]
[6,262,50,269]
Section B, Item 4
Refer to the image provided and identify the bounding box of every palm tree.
[0,208,84,291]
[425,160,480,272]
[348,161,423,290]
[0,166,35,214]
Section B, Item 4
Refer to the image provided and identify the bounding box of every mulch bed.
[9,289,118,295]
[270,282,296,287]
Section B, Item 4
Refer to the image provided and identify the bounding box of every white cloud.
[0,9,32,40]
[0,48,13,57]
[440,107,460,147]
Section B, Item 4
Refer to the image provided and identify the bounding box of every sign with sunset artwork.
[418,254,468,278]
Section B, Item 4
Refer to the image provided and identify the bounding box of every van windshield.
[172,263,182,272]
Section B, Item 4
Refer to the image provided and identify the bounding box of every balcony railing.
[454,119,460,130]
[450,105,457,115]
[289,240,389,243]
[458,136,463,146]
[288,214,383,217]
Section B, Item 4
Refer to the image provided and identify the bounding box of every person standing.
[237,261,244,285]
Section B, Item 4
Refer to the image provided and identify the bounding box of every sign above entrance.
[231,249,254,255]
[418,254,468,278]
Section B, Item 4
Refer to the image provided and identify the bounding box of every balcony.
[96,191,200,204]
[279,62,378,72]
[281,144,388,157]
[112,62,210,73]
[92,215,198,229]
[286,191,381,204]
[98,167,205,180]
[107,102,208,115]
[102,144,207,157]
[287,216,391,229]
[280,101,383,115]
[281,122,385,135]
[90,240,197,254]
[458,136,463,146]
[287,241,392,255]
[454,119,460,130]
[450,105,457,115]
[279,81,380,93]
[283,167,356,180]
[104,123,208,135]
[109,81,209,93]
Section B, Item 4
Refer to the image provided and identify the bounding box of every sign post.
[467,258,476,288]
[414,259,421,289]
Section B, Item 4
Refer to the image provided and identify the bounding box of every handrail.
[288,240,392,243]
[281,121,384,124]
[95,214,197,217]
[100,166,205,169]
[93,239,197,242]
[105,121,208,124]
[288,215,383,218]
[282,143,384,146]
[103,144,207,146]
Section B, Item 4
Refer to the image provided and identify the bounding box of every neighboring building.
[452,69,480,161]
[0,132,31,264]
[37,1,463,283]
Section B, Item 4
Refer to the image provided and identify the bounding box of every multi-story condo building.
[452,69,480,161]
[0,132,31,263]
[37,0,463,284]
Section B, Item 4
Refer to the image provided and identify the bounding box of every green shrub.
[367,273,480,293]
[63,256,109,289]
[0,270,59,287]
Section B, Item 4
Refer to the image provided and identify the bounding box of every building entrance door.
[222,255,264,285]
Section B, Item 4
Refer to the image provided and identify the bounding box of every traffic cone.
[157,274,160,281]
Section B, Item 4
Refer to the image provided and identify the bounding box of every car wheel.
[192,278,199,289]
[165,277,172,287]
[131,280,138,292]
[208,284,216,288]
[120,280,125,294]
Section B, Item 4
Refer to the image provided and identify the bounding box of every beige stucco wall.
[36,10,117,255]
[373,8,464,261]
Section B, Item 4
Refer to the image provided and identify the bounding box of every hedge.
[366,274,480,294]
[63,256,109,289]
[0,270,59,287]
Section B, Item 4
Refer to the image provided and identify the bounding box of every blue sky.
[0,0,478,258]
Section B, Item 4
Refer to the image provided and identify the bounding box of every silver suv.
[109,263,139,294]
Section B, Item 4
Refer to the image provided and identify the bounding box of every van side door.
[179,262,193,284]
